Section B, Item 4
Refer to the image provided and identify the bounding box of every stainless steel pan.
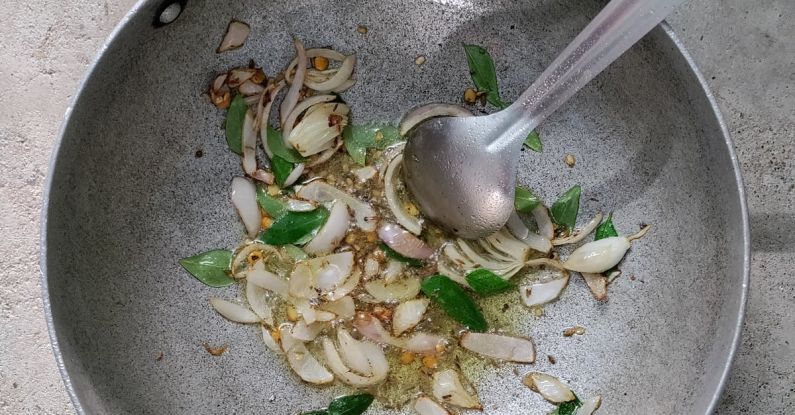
[41,0,749,413]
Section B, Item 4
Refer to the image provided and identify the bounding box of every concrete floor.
[0,0,791,413]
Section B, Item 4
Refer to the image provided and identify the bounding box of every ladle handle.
[497,0,684,144]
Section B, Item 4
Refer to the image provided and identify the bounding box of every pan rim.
[38,1,750,413]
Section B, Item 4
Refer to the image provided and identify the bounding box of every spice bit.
[260,216,273,230]
[286,306,300,321]
[266,185,280,196]
[356,25,368,34]
[313,56,329,71]
[422,355,439,369]
[564,154,576,168]
[464,88,478,104]
[155,351,164,361]
[203,342,228,356]
[562,326,586,337]
[403,201,420,217]
[400,351,415,364]
[547,355,557,364]
[415,55,427,66]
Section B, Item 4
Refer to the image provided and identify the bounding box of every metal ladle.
[403,0,683,239]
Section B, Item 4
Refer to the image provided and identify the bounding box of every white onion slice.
[364,257,380,277]
[382,259,404,284]
[285,198,316,212]
[279,323,300,353]
[533,205,555,239]
[281,94,336,142]
[325,267,361,301]
[384,154,422,235]
[562,237,631,273]
[321,336,388,387]
[285,49,346,83]
[230,177,261,239]
[393,298,429,336]
[209,298,259,323]
[281,162,304,187]
[432,369,482,409]
[246,268,289,299]
[581,272,608,301]
[289,252,354,298]
[318,296,355,319]
[522,372,576,403]
[288,102,349,156]
[261,325,282,353]
[337,329,373,376]
[280,38,306,126]
[520,276,570,307]
[460,333,535,363]
[405,333,447,355]
[287,341,334,384]
[578,395,603,415]
[291,318,325,341]
[304,200,350,255]
[246,280,274,326]
[309,54,357,92]
[216,20,250,53]
[399,104,472,136]
[238,80,265,96]
[414,396,451,415]
[241,110,258,175]
[226,68,256,88]
[258,81,286,155]
[378,223,433,260]
[506,211,552,253]
[354,312,445,354]
[552,212,603,246]
[364,277,421,302]
[297,181,376,231]
[332,78,356,93]
[354,166,377,182]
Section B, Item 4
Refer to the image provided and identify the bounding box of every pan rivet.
[158,2,182,25]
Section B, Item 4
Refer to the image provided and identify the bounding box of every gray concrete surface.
[0,0,791,414]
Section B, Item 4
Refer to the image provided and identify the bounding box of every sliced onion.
[364,257,380,277]
[246,268,289,299]
[292,298,319,324]
[209,298,260,323]
[506,211,552,253]
[216,20,250,53]
[281,94,337,143]
[238,80,265,96]
[384,154,423,235]
[393,298,429,336]
[364,277,421,302]
[258,81,286,154]
[484,228,532,261]
[414,396,451,415]
[297,181,377,231]
[241,110,258,175]
[533,205,555,239]
[354,312,445,354]
[246,280,274,326]
[378,223,433,259]
[285,49,346,83]
[261,325,282,353]
[563,237,631,273]
[287,341,334,384]
[318,295,355,319]
[353,166,377,182]
[231,243,277,276]
[432,369,481,409]
[307,138,343,167]
[578,395,602,415]
[291,318,326,341]
[230,177,261,238]
[325,267,361,301]
[399,104,472,136]
[337,329,373,376]
[285,198,316,212]
[520,276,570,307]
[382,259,404,284]
[226,68,256,88]
[280,38,306,125]
[460,333,535,363]
[332,78,356,93]
[289,252,354,298]
[404,333,447,355]
[522,372,576,403]
[581,272,608,301]
[281,162,304,187]
[211,73,227,92]
[309,54,356,92]
[322,334,388,387]
[304,200,350,255]
[552,212,603,246]
[288,102,350,156]
[279,323,300,353]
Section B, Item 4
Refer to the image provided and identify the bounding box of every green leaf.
[550,185,582,233]
[178,250,234,287]
[256,186,287,219]
[463,44,508,109]
[257,207,330,245]
[466,269,514,295]
[283,244,309,260]
[327,394,375,415]
[524,130,542,152]
[271,155,295,188]
[343,124,402,165]
[421,274,488,332]
[594,212,619,240]
[301,411,327,415]
[554,395,582,415]
[267,125,305,163]
[224,95,247,155]
[515,186,541,213]
[379,243,423,268]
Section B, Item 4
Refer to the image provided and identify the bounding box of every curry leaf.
[344,124,402,165]
[515,186,542,213]
[255,186,287,219]
[594,212,619,240]
[379,243,423,268]
[267,125,305,163]
[178,250,234,287]
[224,94,247,155]
[524,130,542,152]
[466,269,514,295]
[551,395,582,415]
[303,394,375,415]
[463,44,508,109]
[550,185,582,233]
[271,155,295,188]
[257,207,329,245]
[421,274,488,332]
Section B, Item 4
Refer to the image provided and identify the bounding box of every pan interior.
[43,0,746,414]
